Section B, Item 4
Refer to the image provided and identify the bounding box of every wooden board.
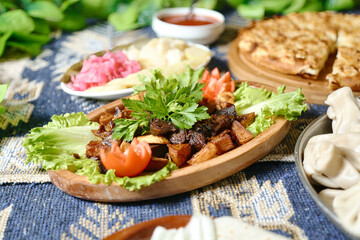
[228,36,360,105]
[48,98,291,202]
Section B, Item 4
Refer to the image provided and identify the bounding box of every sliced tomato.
[100,138,152,177]
[211,68,221,79]
[200,68,235,102]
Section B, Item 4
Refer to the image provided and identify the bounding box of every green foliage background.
[0,0,358,58]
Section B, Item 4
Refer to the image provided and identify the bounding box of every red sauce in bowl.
[161,14,218,26]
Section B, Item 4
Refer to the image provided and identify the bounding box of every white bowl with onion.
[152,7,225,45]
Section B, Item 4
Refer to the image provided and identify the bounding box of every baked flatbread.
[238,11,360,91]
[327,47,360,91]
[238,16,332,79]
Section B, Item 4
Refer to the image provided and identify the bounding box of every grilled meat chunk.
[150,144,169,158]
[145,157,169,171]
[150,118,177,136]
[215,105,239,118]
[188,130,207,152]
[169,129,187,144]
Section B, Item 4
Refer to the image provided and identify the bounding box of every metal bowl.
[294,114,359,240]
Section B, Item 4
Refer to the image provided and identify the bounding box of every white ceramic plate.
[60,82,135,100]
[60,40,212,100]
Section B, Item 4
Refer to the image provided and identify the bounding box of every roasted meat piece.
[145,157,169,171]
[150,118,177,136]
[188,130,207,152]
[169,129,187,144]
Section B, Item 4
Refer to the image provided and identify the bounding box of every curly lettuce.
[234,83,307,136]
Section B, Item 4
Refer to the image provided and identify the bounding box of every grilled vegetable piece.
[210,130,235,155]
[187,142,218,165]
[137,134,170,144]
[231,120,254,146]
[239,112,256,128]
[168,143,192,167]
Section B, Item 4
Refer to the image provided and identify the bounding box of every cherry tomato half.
[100,138,152,177]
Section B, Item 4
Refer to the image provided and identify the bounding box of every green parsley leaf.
[113,67,210,141]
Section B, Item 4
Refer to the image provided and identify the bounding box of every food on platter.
[24,67,306,191]
[303,87,360,237]
[69,50,141,91]
[237,11,360,91]
[61,37,211,93]
[150,214,289,240]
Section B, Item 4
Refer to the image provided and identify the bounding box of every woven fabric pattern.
[0,9,350,240]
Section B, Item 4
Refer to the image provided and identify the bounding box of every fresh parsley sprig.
[113,67,210,142]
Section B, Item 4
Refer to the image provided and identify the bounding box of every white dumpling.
[303,133,360,189]
[333,183,360,237]
[318,188,343,210]
[325,87,360,134]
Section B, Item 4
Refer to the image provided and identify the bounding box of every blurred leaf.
[0,1,18,14]
[81,0,118,19]
[237,3,265,19]
[0,9,35,33]
[33,18,51,34]
[298,0,323,12]
[325,0,354,10]
[197,0,220,9]
[282,0,306,14]
[10,32,51,44]
[261,0,292,12]
[60,0,81,11]
[227,0,246,8]
[58,12,87,31]
[6,40,42,56]
[0,32,12,57]
[109,3,141,31]
[137,1,162,26]
[26,1,64,21]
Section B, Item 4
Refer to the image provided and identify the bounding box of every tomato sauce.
[161,14,218,26]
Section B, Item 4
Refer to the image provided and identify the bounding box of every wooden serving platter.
[228,36,360,105]
[48,98,290,202]
[103,215,191,240]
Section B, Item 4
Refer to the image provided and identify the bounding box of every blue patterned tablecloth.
[0,9,350,240]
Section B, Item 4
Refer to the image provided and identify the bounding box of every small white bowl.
[152,7,225,45]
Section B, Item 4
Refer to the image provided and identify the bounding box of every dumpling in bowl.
[304,87,360,189]
[303,133,360,189]
[319,183,360,237]
[325,87,360,134]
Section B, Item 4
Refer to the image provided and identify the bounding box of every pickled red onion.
[69,50,141,91]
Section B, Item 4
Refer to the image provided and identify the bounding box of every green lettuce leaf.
[81,160,178,191]
[23,112,177,191]
[234,83,307,136]
[23,112,100,170]
[0,83,8,114]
